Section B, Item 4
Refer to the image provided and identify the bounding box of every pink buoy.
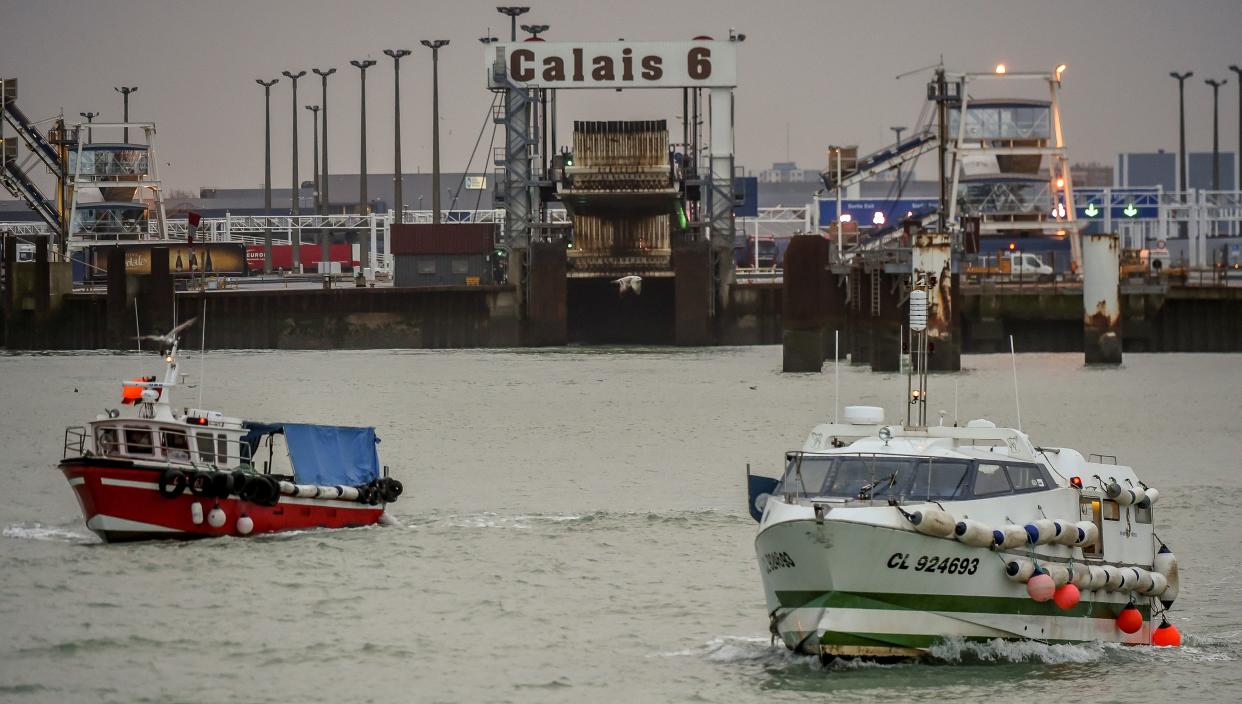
[1027,571,1056,602]
[1053,583,1081,609]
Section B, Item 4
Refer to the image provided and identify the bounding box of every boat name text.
[887,552,980,575]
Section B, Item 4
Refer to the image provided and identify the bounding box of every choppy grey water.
[2,348,1240,704]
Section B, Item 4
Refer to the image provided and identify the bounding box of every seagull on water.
[612,275,642,297]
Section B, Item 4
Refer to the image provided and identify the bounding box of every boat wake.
[2,521,99,544]
[405,509,746,531]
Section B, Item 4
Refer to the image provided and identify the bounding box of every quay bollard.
[1082,233,1122,365]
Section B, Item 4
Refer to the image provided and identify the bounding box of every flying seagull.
[612,275,642,297]
[134,317,198,354]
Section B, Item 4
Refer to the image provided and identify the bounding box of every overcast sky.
[2,0,1240,192]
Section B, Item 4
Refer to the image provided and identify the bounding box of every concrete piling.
[781,235,830,372]
[526,242,567,346]
[673,239,711,346]
[1083,233,1122,365]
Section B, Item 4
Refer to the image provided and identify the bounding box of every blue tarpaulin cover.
[242,422,380,486]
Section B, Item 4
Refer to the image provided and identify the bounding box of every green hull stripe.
[818,631,1097,648]
[775,590,1152,619]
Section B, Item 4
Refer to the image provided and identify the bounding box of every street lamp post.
[256,78,279,274]
[282,70,307,269]
[79,112,99,144]
[351,59,377,271]
[496,6,530,42]
[421,40,450,225]
[1170,72,1193,193]
[1231,66,1242,233]
[114,86,137,142]
[306,104,321,211]
[1206,78,1227,191]
[383,50,412,224]
[312,68,336,215]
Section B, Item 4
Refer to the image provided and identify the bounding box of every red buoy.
[1116,605,1144,634]
[1152,619,1182,647]
[1053,583,1081,610]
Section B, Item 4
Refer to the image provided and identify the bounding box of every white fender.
[190,502,204,525]
[1073,521,1099,548]
[1141,572,1168,597]
[278,481,297,495]
[337,485,360,501]
[1044,563,1070,587]
[236,515,254,535]
[1127,567,1154,593]
[1004,557,1036,582]
[909,509,956,539]
[1025,519,1058,545]
[207,506,226,528]
[314,485,342,499]
[1103,565,1124,591]
[1116,487,1140,506]
[1053,520,1079,546]
[1153,545,1179,607]
[1143,487,1160,506]
[954,519,995,548]
[292,484,319,498]
[995,525,1029,550]
[1069,564,1093,589]
[1087,565,1108,591]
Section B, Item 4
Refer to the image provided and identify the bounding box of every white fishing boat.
[747,282,1182,661]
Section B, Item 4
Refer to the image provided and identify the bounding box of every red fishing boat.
[59,318,403,543]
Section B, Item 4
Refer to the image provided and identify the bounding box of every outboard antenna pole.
[198,297,207,407]
[1009,334,1022,432]
[834,329,840,424]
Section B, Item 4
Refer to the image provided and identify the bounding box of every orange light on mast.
[995,63,1007,75]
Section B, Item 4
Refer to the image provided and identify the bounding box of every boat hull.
[60,459,386,543]
[756,516,1153,658]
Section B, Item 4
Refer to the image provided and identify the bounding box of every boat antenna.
[198,296,207,407]
[133,299,142,352]
[953,377,959,426]
[833,329,840,424]
[1009,334,1022,432]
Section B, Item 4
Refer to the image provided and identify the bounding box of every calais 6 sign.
[486,41,737,89]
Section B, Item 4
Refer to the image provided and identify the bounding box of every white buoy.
[1154,545,1179,607]
[1103,565,1124,591]
[1045,563,1071,587]
[1004,558,1036,582]
[954,519,995,548]
[1073,521,1099,547]
[236,514,254,535]
[1025,519,1058,545]
[909,509,956,538]
[1141,572,1168,597]
[1052,520,1079,546]
[994,524,1029,549]
[1086,565,1108,591]
[190,502,204,525]
[207,506,226,528]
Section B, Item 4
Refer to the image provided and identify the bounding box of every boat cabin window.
[1101,499,1120,521]
[909,461,971,500]
[161,430,191,462]
[196,432,218,464]
[1004,463,1050,492]
[1079,498,1103,556]
[97,427,120,456]
[1134,503,1152,524]
[972,463,1012,496]
[124,427,154,455]
[781,455,971,500]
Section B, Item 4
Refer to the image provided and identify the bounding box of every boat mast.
[907,277,930,427]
